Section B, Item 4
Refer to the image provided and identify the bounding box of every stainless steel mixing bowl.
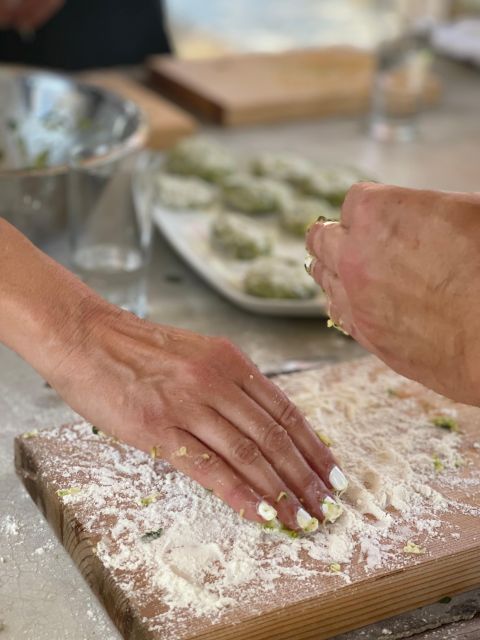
[0,66,148,247]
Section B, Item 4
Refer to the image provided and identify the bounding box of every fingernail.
[304,254,315,275]
[296,508,319,532]
[322,496,344,523]
[329,466,349,491]
[257,500,277,521]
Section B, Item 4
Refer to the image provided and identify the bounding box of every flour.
[25,358,480,639]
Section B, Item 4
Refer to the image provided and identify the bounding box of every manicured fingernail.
[257,500,277,521]
[296,508,319,532]
[304,254,315,275]
[329,466,348,491]
[322,496,344,523]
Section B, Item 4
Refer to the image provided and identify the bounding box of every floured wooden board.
[15,357,480,640]
[147,48,442,126]
[80,70,197,149]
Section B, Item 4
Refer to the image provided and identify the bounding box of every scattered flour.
[19,358,480,639]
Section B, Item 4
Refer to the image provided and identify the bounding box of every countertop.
[1,59,480,639]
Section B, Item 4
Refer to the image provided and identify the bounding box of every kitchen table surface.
[1,59,480,640]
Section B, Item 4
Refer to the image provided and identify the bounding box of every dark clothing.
[0,0,171,71]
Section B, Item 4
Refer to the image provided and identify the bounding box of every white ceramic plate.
[151,204,327,317]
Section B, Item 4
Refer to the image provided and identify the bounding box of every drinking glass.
[68,146,153,318]
[368,0,449,142]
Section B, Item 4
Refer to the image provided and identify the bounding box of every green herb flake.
[56,487,81,497]
[431,416,459,432]
[326,318,348,335]
[22,430,38,439]
[329,562,342,573]
[438,596,452,604]
[403,540,425,555]
[139,494,157,507]
[92,426,100,435]
[433,455,444,473]
[141,528,163,542]
[276,491,288,502]
[316,432,333,447]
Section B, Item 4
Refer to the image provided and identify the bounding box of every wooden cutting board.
[80,70,197,149]
[147,48,442,126]
[15,357,480,640]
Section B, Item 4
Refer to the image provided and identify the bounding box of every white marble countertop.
[1,59,480,640]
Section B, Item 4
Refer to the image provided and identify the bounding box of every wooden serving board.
[80,70,197,149]
[15,357,480,640]
[147,48,441,126]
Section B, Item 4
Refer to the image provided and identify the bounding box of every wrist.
[0,218,116,380]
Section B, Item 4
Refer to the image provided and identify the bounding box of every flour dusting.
[18,358,480,639]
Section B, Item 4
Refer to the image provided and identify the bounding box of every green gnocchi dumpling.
[222,174,292,214]
[154,173,217,209]
[280,198,340,237]
[211,213,272,260]
[250,152,315,186]
[299,166,371,207]
[244,256,317,300]
[166,137,236,183]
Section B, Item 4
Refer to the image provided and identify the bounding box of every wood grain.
[147,48,441,126]
[80,70,197,149]
[15,357,480,640]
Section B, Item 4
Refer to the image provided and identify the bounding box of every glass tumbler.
[68,147,153,318]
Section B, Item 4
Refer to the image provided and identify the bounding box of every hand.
[306,182,480,406]
[46,303,347,533]
[0,0,64,31]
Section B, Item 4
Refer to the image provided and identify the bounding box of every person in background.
[0,0,171,70]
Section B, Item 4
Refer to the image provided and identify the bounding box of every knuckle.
[212,336,245,365]
[263,422,292,456]
[193,451,222,474]
[231,437,261,466]
[276,396,302,429]
[300,471,321,494]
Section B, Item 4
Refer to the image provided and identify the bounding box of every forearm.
[0,218,109,380]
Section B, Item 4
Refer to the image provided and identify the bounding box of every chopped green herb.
[433,455,444,473]
[276,491,288,502]
[139,494,157,507]
[22,430,38,439]
[92,426,100,435]
[438,596,452,604]
[387,388,399,398]
[316,432,333,447]
[141,528,163,542]
[329,562,342,573]
[56,487,81,497]
[403,540,425,554]
[432,416,458,432]
[280,526,299,539]
[327,318,348,335]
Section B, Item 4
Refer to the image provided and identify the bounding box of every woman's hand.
[306,182,480,406]
[0,0,64,31]
[45,305,346,532]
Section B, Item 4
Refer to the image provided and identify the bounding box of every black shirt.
[0,0,172,71]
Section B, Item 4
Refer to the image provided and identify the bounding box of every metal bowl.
[0,66,148,247]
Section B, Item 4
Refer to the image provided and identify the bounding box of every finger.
[236,375,348,495]
[12,0,63,29]
[315,268,354,336]
[341,181,381,229]
[306,221,344,273]
[186,407,318,532]
[158,426,267,525]
[212,383,344,528]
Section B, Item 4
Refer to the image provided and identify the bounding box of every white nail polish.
[329,466,348,492]
[322,496,344,523]
[257,500,277,521]
[304,255,315,275]
[296,508,319,533]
